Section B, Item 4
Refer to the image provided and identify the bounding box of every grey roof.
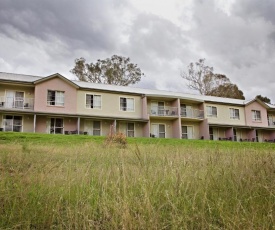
[0,71,250,105]
[73,80,248,105]
[0,72,42,82]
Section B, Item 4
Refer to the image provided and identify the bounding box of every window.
[207,106,217,117]
[50,118,63,134]
[47,90,64,106]
[230,108,240,119]
[93,121,101,136]
[182,126,193,139]
[252,110,261,121]
[86,94,101,109]
[151,124,165,138]
[120,97,134,111]
[3,115,22,132]
[127,123,135,137]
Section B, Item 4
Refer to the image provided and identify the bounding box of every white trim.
[119,96,135,112]
[85,93,102,110]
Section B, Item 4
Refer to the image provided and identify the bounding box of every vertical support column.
[33,114,36,133]
[77,117,80,135]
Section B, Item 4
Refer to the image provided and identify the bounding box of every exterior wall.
[22,115,34,132]
[225,127,233,139]
[199,119,209,139]
[34,77,77,114]
[245,101,268,127]
[205,103,246,125]
[149,119,173,138]
[143,122,150,137]
[77,90,143,119]
[36,116,48,133]
[64,117,78,132]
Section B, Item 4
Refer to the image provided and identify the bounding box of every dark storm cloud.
[0,0,127,51]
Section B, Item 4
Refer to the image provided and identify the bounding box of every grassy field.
[0,132,275,229]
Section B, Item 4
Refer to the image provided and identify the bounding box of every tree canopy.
[181,59,245,99]
[256,95,271,104]
[71,55,144,86]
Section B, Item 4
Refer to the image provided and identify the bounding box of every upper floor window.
[120,97,134,111]
[86,94,101,109]
[230,108,240,119]
[47,90,64,106]
[252,110,261,121]
[207,106,217,117]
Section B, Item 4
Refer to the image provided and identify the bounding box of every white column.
[33,114,36,133]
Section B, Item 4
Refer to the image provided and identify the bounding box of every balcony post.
[33,114,36,133]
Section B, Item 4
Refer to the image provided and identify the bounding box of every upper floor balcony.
[181,108,204,119]
[268,116,275,127]
[150,106,178,117]
[0,96,34,110]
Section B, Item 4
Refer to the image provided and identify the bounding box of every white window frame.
[92,121,101,136]
[252,110,261,121]
[151,123,166,138]
[2,115,23,132]
[120,97,135,112]
[181,125,194,139]
[47,90,64,106]
[49,118,64,134]
[207,106,217,117]
[85,94,102,109]
[230,108,240,119]
[127,122,135,137]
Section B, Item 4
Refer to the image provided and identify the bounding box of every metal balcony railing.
[180,108,204,119]
[150,106,178,116]
[0,96,34,110]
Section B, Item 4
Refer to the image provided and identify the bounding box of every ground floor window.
[182,126,193,139]
[3,115,22,132]
[93,121,101,136]
[127,123,135,137]
[50,118,63,134]
[151,124,165,138]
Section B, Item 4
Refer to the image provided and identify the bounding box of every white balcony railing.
[150,106,178,116]
[181,108,204,119]
[0,96,34,110]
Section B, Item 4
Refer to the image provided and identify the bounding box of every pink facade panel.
[244,101,268,127]
[34,77,77,114]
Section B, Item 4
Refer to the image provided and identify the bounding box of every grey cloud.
[0,0,128,51]
[232,0,275,24]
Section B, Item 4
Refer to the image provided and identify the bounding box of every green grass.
[0,132,275,229]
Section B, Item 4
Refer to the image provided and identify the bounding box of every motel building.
[0,72,275,142]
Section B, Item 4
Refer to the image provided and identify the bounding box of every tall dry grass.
[0,140,275,229]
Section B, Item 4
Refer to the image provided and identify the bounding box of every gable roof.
[34,73,79,88]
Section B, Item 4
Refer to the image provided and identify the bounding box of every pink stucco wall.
[143,122,150,137]
[35,116,48,133]
[142,96,149,119]
[199,119,209,139]
[247,129,256,140]
[225,127,233,139]
[244,101,268,127]
[34,77,77,114]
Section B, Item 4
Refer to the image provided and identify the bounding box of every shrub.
[105,132,127,148]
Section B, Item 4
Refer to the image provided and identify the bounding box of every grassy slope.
[0,132,275,229]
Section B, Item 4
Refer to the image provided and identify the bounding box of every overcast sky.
[1,0,275,102]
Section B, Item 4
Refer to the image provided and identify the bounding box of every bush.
[105,132,127,148]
